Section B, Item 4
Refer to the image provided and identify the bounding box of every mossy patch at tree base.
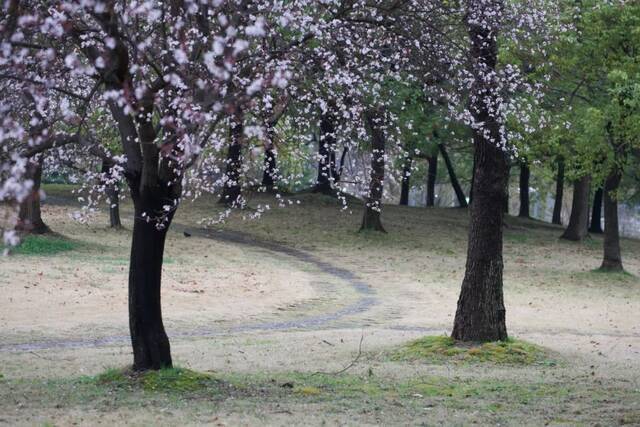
[591,268,633,277]
[90,367,220,394]
[394,336,552,365]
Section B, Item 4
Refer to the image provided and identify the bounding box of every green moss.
[92,368,130,387]
[11,235,79,256]
[296,385,322,396]
[90,367,218,394]
[141,367,214,392]
[590,268,634,277]
[394,336,551,365]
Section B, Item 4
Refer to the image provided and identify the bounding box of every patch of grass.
[3,368,638,425]
[141,367,214,392]
[296,385,322,396]
[591,268,634,277]
[394,336,551,365]
[505,233,529,243]
[10,235,79,256]
[91,367,218,394]
[575,269,638,287]
[229,371,577,408]
[41,183,81,195]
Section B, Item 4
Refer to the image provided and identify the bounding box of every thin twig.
[311,332,364,376]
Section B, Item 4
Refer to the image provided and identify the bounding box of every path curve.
[0,224,378,353]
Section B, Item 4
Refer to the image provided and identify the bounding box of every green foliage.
[11,235,79,256]
[395,336,551,365]
[541,2,640,190]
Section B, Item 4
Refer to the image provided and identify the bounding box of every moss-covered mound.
[395,336,552,365]
[91,367,219,394]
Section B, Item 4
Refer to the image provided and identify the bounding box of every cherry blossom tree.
[0,0,321,370]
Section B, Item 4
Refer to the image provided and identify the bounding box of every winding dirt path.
[0,224,378,353]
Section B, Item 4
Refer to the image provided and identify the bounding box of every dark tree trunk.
[313,112,338,195]
[438,144,468,208]
[337,146,348,183]
[219,111,244,206]
[261,147,278,191]
[108,189,122,228]
[518,162,530,218]
[128,194,174,370]
[469,155,476,205]
[360,109,386,233]
[399,156,412,206]
[102,160,122,228]
[600,172,623,271]
[98,36,179,371]
[552,158,565,225]
[589,188,603,234]
[16,157,50,234]
[452,141,509,342]
[426,154,438,207]
[560,176,591,241]
[452,1,508,342]
[261,124,278,191]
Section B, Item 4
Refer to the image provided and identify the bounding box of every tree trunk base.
[16,221,51,235]
[312,183,334,196]
[598,261,624,273]
[559,232,589,242]
[360,208,386,233]
[359,222,387,233]
[218,188,242,207]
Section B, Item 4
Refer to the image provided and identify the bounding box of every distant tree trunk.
[16,157,50,234]
[219,110,244,206]
[399,155,412,206]
[313,112,337,195]
[589,188,603,234]
[560,176,591,241]
[336,146,348,183]
[128,183,175,370]
[261,145,278,191]
[102,160,122,229]
[452,1,508,342]
[426,154,438,207]
[518,162,530,218]
[552,158,565,225]
[504,164,511,214]
[360,108,386,233]
[600,172,623,271]
[438,144,468,208]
